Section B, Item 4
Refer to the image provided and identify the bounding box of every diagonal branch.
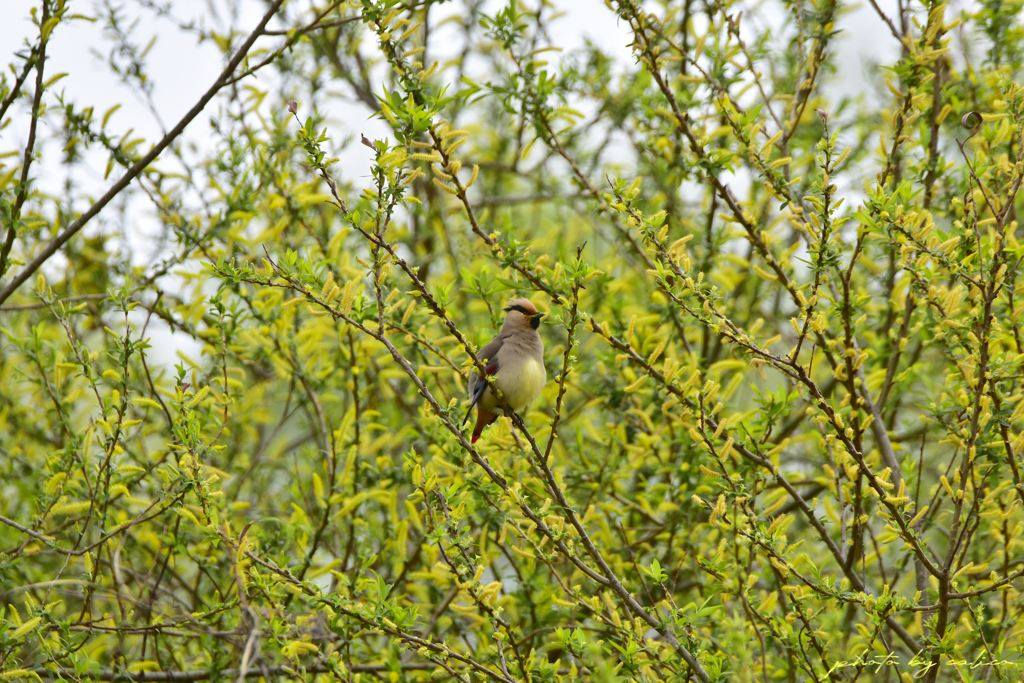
[0,0,287,305]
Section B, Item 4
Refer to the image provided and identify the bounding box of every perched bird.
[463,298,546,443]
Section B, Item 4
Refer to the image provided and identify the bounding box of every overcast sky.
[1,0,910,169]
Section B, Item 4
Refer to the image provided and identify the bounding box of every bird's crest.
[504,298,538,315]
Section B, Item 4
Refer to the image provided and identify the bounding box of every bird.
[463,298,546,444]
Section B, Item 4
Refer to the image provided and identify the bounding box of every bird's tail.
[471,410,496,444]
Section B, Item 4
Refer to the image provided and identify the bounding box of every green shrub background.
[3,0,1024,680]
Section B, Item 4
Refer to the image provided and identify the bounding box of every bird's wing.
[462,336,503,425]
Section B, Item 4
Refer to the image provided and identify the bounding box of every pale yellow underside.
[482,358,546,413]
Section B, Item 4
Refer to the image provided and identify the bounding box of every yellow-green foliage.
[3,0,1024,681]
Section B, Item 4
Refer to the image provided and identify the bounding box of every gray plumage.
[464,298,546,443]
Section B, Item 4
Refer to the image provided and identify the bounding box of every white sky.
[0,0,911,167]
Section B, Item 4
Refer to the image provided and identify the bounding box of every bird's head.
[504,298,545,330]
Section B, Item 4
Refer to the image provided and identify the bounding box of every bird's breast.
[496,357,546,411]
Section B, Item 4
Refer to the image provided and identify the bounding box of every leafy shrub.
[3,0,1024,681]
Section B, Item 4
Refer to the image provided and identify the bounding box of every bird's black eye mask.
[505,304,544,329]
